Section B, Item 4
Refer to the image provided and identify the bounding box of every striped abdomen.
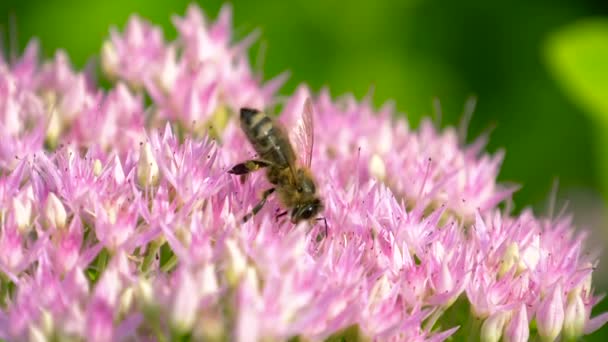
[240,108,296,168]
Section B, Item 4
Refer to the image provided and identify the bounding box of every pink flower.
[0,4,605,342]
[102,14,165,86]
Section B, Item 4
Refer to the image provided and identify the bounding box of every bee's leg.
[275,210,288,222]
[316,217,328,238]
[242,188,275,222]
[228,160,272,175]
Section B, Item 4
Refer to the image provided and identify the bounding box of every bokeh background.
[1,0,608,339]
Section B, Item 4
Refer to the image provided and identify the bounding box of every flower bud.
[93,159,103,177]
[44,192,67,229]
[28,325,46,342]
[45,107,62,149]
[435,261,455,305]
[157,46,178,93]
[236,266,261,342]
[12,197,32,233]
[369,154,386,180]
[518,234,540,272]
[171,270,198,333]
[571,262,593,298]
[135,278,154,307]
[498,242,519,277]
[119,287,135,317]
[537,283,564,342]
[369,275,391,311]
[225,239,247,286]
[101,40,119,80]
[480,310,509,342]
[504,305,529,342]
[563,292,586,341]
[137,142,160,188]
[194,310,224,342]
[39,309,54,338]
[199,263,218,297]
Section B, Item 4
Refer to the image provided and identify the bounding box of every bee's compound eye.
[300,206,315,220]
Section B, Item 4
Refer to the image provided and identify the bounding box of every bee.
[228,99,326,232]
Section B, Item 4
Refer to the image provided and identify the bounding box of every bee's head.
[291,197,323,223]
[296,169,317,194]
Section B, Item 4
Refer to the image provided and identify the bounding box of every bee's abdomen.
[240,108,295,167]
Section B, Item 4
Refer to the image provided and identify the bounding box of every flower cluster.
[0,4,606,342]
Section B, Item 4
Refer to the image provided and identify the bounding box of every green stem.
[423,307,445,332]
[141,239,162,273]
[97,248,109,273]
[463,311,482,341]
[160,254,179,273]
[152,324,168,342]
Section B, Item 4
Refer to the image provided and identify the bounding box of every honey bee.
[228,99,325,232]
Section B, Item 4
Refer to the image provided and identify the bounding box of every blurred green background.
[2,0,608,338]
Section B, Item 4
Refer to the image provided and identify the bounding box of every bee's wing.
[292,98,315,168]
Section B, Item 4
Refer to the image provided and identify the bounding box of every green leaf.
[544,19,608,122]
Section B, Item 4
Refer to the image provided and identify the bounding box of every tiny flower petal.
[12,197,32,233]
[498,242,519,277]
[101,40,120,79]
[563,292,586,340]
[480,310,509,342]
[171,270,199,333]
[44,192,67,229]
[225,239,247,285]
[369,153,386,180]
[504,305,529,342]
[137,142,160,187]
[537,283,565,342]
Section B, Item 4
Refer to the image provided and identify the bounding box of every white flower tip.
[225,239,248,285]
[175,226,193,248]
[137,142,160,187]
[119,287,135,316]
[504,306,529,342]
[157,46,178,92]
[499,242,519,277]
[28,325,47,342]
[243,266,260,293]
[200,264,219,296]
[93,159,103,177]
[437,261,454,295]
[40,309,54,337]
[45,107,62,147]
[368,275,391,310]
[563,293,586,340]
[171,272,198,333]
[135,278,154,307]
[518,235,540,272]
[369,154,386,180]
[101,40,119,79]
[480,311,509,342]
[537,283,565,342]
[12,197,32,233]
[44,192,67,230]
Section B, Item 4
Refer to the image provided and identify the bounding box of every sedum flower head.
[0,4,606,342]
